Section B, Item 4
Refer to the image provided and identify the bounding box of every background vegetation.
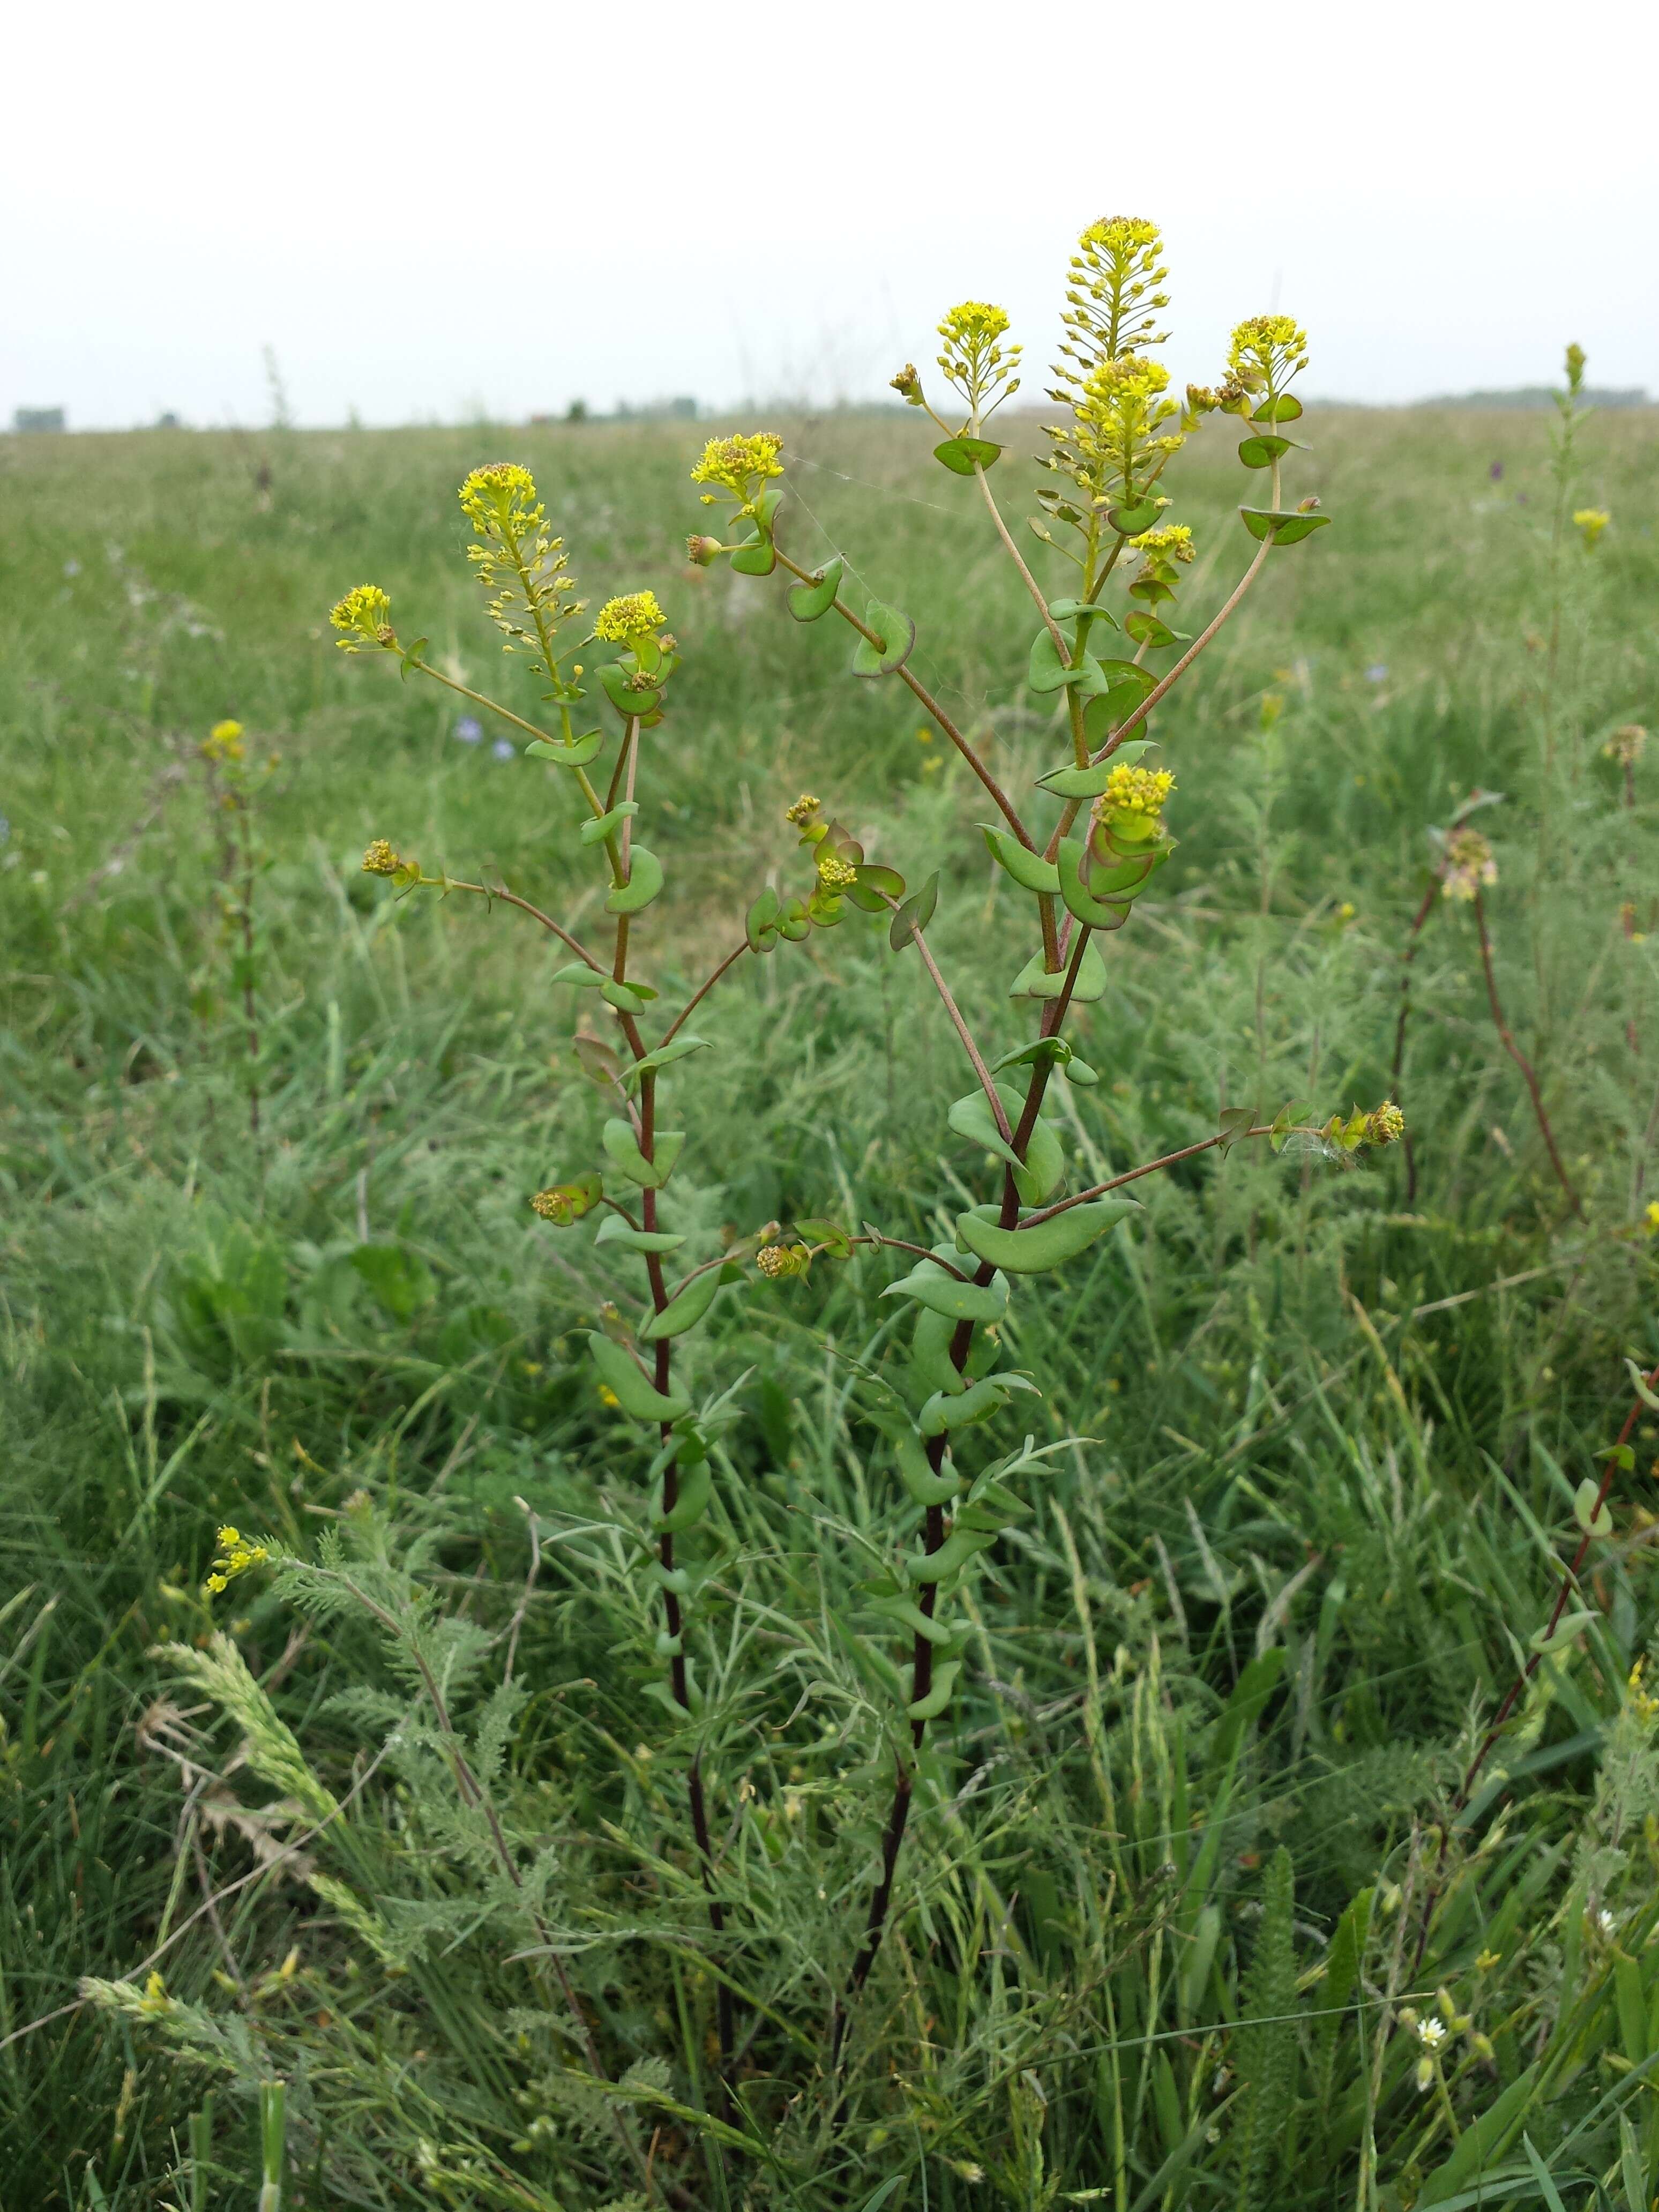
[2,398,1656,2209]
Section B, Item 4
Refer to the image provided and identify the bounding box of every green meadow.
[2,399,1657,2209]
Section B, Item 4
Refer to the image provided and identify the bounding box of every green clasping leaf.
[846,861,906,913]
[640,1268,724,1340]
[580,799,639,847]
[1108,498,1164,535]
[606,846,664,914]
[889,871,938,949]
[947,1085,1065,1202]
[1573,1477,1613,1537]
[933,436,1003,475]
[1009,938,1108,1001]
[908,1658,961,1720]
[655,1459,713,1531]
[1240,507,1331,545]
[955,1197,1141,1275]
[597,663,663,719]
[851,600,916,678]
[594,1215,687,1256]
[1124,611,1184,649]
[729,533,777,576]
[622,1035,711,1090]
[525,728,605,766]
[601,1119,684,1189]
[1057,836,1133,928]
[1237,432,1302,468]
[745,884,781,952]
[787,557,843,621]
[882,1257,1007,1324]
[586,1333,692,1423]
[981,825,1060,893]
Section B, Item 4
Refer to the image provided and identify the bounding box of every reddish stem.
[1473,891,1583,1218]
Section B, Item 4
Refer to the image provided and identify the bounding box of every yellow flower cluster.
[756,1243,810,1280]
[1574,507,1611,548]
[330,584,397,653]
[816,850,857,890]
[1079,215,1162,256]
[361,839,402,877]
[202,717,246,763]
[1102,763,1175,821]
[1441,826,1497,902]
[1628,1657,1659,1722]
[593,590,666,644]
[530,1181,597,1224]
[936,301,1021,420]
[455,463,584,676]
[205,1523,268,1596]
[890,362,923,405]
[937,300,1010,347]
[1606,723,1647,767]
[784,793,821,826]
[1130,523,1194,562]
[691,432,784,505]
[458,461,538,527]
[1365,1100,1406,1146]
[1227,314,1310,391]
[1132,515,1194,553]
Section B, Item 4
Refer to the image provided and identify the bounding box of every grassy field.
[2,397,1657,2211]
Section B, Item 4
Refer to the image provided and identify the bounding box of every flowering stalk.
[705,238,1363,2066]
[335,486,831,2117]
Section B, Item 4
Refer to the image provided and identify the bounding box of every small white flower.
[1597,1908,1617,1939]
[1417,2017,1447,2050]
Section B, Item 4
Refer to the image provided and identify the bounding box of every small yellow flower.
[330,584,396,653]
[593,591,666,644]
[1475,1948,1502,1972]
[1079,214,1162,256]
[204,1522,269,1599]
[1365,1101,1406,1146]
[1101,763,1175,824]
[784,793,821,826]
[530,1181,597,1224]
[756,1244,809,1280]
[816,851,857,891]
[1574,507,1611,548]
[1628,1657,1659,1721]
[1644,1200,1659,1237]
[936,302,1021,420]
[890,362,923,405]
[1129,523,1195,562]
[937,300,1010,348]
[361,839,401,877]
[138,1971,172,2017]
[596,1383,621,1409]
[1441,826,1497,902]
[691,432,784,504]
[202,717,247,764]
[1228,314,1310,390]
[458,461,538,527]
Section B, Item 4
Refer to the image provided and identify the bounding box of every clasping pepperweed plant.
[97,218,1454,2197]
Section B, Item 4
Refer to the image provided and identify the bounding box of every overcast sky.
[6,0,1655,429]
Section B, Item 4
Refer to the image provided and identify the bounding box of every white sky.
[5,0,1655,429]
